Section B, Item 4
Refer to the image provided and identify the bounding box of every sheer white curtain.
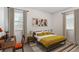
[14,9,24,42]
[74,9,79,45]
[23,11,27,43]
[8,7,14,36]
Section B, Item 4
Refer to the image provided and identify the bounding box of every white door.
[14,9,23,42]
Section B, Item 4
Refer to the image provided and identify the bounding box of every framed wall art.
[32,18,48,27]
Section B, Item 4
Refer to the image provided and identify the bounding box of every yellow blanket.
[39,36,65,47]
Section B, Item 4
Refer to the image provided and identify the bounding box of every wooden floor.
[0,44,33,52]
[0,42,78,52]
[30,41,77,52]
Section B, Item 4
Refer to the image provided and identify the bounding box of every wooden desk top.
[0,39,4,44]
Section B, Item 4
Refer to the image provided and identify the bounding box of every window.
[14,9,23,42]
[66,13,74,30]
[14,10,23,30]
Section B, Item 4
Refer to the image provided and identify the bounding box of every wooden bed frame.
[33,32,66,52]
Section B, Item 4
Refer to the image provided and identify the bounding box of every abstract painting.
[32,18,48,27]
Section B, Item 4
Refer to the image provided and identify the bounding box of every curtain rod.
[61,10,74,14]
[61,8,79,14]
[8,7,29,12]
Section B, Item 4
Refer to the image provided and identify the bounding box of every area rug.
[30,42,75,52]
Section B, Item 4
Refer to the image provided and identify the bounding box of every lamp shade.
[0,27,3,32]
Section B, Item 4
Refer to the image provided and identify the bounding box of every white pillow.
[35,31,42,35]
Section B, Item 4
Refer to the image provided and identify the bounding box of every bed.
[33,31,66,51]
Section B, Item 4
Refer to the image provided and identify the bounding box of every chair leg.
[2,49,5,52]
[22,47,24,52]
[13,48,16,52]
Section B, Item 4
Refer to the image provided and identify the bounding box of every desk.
[0,37,16,52]
[0,39,4,50]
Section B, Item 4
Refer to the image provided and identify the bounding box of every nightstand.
[27,36,36,44]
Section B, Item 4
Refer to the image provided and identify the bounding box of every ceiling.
[30,7,71,14]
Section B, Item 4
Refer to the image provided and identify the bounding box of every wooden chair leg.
[2,49,5,52]
[22,47,24,52]
[13,48,16,52]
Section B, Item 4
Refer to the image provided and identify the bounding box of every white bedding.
[35,34,56,41]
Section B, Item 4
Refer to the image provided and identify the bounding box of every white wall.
[4,8,8,31]
[52,12,63,35]
[16,8,53,35]
[0,7,5,37]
